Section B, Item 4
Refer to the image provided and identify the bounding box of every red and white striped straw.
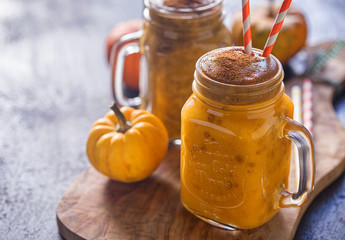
[241,0,252,55]
[303,78,313,134]
[261,0,292,57]
[292,85,302,124]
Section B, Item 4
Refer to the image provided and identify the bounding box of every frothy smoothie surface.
[199,48,279,85]
[163,0,213,8]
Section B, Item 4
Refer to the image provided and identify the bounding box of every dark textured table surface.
[1,0,345,239]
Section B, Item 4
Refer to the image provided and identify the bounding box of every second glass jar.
[112,0,233,141]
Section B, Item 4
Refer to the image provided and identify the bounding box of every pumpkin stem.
[268,0,275,18]
[110,102,131,133]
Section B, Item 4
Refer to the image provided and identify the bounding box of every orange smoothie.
[139,0,232,141]
[180,48,294,229]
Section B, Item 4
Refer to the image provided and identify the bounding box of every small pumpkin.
[87,103,169,183]
[231,3,307,64]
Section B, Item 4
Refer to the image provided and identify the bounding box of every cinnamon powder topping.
[200,48,279,85]
[163,0,212,8]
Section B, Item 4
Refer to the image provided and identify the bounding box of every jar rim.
[145,0,223,16]
[196,47,283,89]
[194,47,284,106]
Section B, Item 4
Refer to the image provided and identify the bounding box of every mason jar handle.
[110,30,143,107]
[280,117,315,207]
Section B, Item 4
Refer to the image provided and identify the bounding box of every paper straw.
[241,0,252,55]
[291,85,302,191]
[261,0,292,57]
[303,78,313,134]
[292,85,302,124]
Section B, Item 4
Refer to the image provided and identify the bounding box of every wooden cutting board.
[56,43,345,240]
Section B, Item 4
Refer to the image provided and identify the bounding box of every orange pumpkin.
[231,4,307,64]
[106,19,142,90]
[86,103,169,183]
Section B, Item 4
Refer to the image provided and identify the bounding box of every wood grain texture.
[56,43,345,240]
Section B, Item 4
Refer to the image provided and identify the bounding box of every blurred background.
[0,0,345,239]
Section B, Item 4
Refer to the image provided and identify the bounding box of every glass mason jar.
[111,0,233,142]
[180,47,315,230]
